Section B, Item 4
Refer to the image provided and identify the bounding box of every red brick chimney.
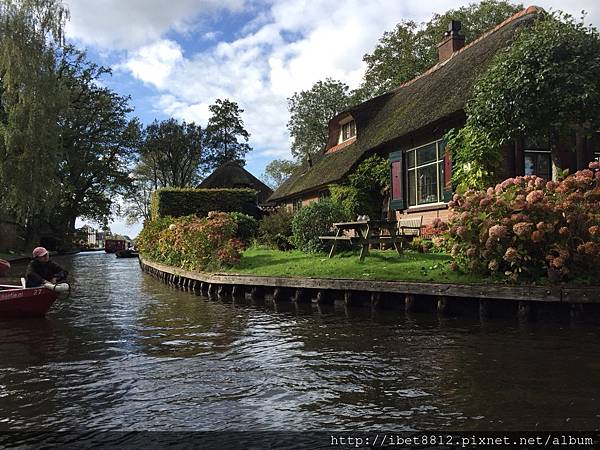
[438,20,465,62]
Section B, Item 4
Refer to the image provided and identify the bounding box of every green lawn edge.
[223,247,501,285]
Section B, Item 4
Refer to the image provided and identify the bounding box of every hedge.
[151,188,258,219]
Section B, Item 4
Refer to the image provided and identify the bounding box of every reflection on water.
[0,252,599,431]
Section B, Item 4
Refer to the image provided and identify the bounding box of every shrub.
[258,208,295,250]
[151,188,258,219]
[446,162,600,282]
[291,199,347,253]
[228,212,258,245]
[137,212,245,271]
[329,155,390,219]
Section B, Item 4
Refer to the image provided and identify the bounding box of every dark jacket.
[25,260,67,288]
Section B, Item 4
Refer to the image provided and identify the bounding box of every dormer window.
[339,119,356,143]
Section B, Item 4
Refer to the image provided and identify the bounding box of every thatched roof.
[269,6,541,202]
[198,161,273,203]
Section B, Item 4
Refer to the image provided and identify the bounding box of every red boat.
[0,285,60,318]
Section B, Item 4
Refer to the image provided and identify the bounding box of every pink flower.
[456,226,467,239]
[546,181,557,191]
[479,197,492,207]
[466,247,477,258]
[488,260,499,272]
[559,227,570,237]
[531,230,544,242]
[526,190,544,204]
[534,177,545,189]
[503,247,519,263]
[589,161,600,170]
[513,222,533,238]
[488,225,508,239]
[589,225,600,236]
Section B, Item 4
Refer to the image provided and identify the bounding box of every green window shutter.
[389,151,405,211]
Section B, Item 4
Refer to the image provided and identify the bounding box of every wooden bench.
[398,216,423,238]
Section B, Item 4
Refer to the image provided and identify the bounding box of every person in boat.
[0,259,10,277]
[25,247,68,288]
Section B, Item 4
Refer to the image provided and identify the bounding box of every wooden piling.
[315,290,332,305]
[479,299,491,320]
[293,288,310,303]
[207,283,217,298]
[250,286,264,301]
[405,294,415,312]
[232,285,245,300]
[217,284,230,299]
[518,301,535,322]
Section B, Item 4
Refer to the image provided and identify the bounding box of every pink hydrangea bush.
[137,212,246,271]
[446,161,600,281]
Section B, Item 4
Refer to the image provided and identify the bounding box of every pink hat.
[32,247,48,258]
[0,259,10,276]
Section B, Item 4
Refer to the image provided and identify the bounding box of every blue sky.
[66,0,600,237]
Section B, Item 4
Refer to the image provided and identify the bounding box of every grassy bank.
[226,247,495,284]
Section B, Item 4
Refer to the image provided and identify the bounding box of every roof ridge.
[393,5,543,91]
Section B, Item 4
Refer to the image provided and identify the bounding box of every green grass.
[225,247,496,284]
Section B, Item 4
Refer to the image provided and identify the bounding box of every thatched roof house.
[198,161,273,204]
[269,6,599,224]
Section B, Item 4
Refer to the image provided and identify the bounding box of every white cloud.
[68,0,600,165]
[123,40,183,88]
[64,0,246,49]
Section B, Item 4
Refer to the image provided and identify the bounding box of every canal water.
[1,252,599,435]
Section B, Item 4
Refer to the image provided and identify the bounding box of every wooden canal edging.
[139,257,600,321]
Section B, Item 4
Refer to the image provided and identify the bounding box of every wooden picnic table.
[321,219,406,261]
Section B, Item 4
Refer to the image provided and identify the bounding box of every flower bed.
[446,162,600,281]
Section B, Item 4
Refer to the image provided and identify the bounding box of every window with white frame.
[405,140,445,207]
[339,119,356,143]
[524,136,551,179]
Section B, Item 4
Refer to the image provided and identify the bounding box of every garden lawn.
[226,247,494,284]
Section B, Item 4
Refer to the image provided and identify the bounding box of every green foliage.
[330,155,390,219]
[445,126,500,193]
[0,0,69,226]
[356,1,522,98]
[291,199,347,253]
[287,78,354,161]
[228,212,258,245]
[204,99,251,171]
[329,184,365,219]
[151,188,258,219]
[261,158,299,189]
[137,212,245,271]
[446,162,600,282]
[258,208,295,250]
[465,11,600,146]
[348,155,390,192]
[137,118,204,188]
[55,46,139,232]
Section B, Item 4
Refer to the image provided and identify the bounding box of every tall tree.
[204,98,251,171]
[0,0,69,237]
[287,78,353,162]
[450,11,600,188]
[356,0,523,99]
[138,118,204,188]
[53,47,141,235]
[261,158,299,188]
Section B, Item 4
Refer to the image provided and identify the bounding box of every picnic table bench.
[319,216,423,261]
[319,219,403,261]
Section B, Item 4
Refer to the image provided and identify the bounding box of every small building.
[198,161,273,204]
[269,6,600,224]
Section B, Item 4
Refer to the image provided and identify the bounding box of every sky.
[66,0,600,238]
